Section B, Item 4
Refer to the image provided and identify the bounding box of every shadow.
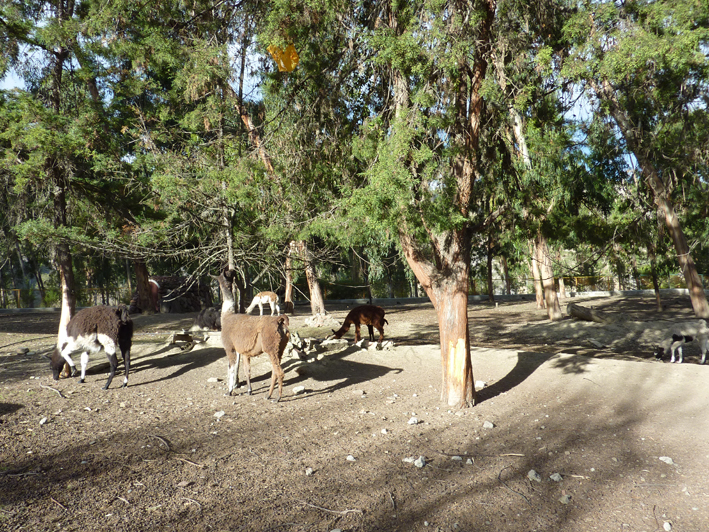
[0,403,23,418]
[125,346,226,387]
[476,350,555,404]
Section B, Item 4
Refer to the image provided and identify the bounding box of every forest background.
[1,0,708,406]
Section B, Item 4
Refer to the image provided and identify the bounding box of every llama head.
[50,347,66,380]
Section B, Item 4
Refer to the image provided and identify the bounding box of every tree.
[563,0,709,318]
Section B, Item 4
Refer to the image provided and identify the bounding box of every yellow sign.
[267,44,300,72]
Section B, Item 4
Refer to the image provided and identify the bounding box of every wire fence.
[2,274,705,310]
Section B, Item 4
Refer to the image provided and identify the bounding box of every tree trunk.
[536,233,562,320]
[648,244,663,312]
[530,241,545,309]
[400,231,476,408]
[486,235,495,303]
[501,255,511,295]
[293,241,325,315]
[133,260,152,314]
[283,243,295,314]
[567,303,613,324]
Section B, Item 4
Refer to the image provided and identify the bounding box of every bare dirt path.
[1,295,707,531]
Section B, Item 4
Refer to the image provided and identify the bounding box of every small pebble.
[527,470,542,482]
[305,467,314,476]
[550,473,563,482]
[346,455,356,462]
[214,411,225,419]
[292,386,306,395]
[414,456,426,468]
[559,494,572,504]
[408,417,419,425]
[663,522,672,531]
[483,421,495,429]
[659,456,674,465]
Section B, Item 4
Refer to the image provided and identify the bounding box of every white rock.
[305,467,314,476]
[214,411,225,419]
[451,456,463,461]
[550,473,563,482]
[475,380,487,389]
[663,522,672,531]
[559,494,572,504]
[402,456,416,463]
[207,377,220,383]
[659,456,674,465]
[408,417,419,425]
[39,417,47,425]
[527,470,542,482]
[466,458,474,465]
[483,420,495,429]
[346,455,356,462]
[414,456,426,468]
[381,429,388,434]
[292,386,306,395]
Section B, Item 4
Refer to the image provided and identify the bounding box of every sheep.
[245,291,281,316]
[192,306,221,331]
[214,269,290,401]
[50,305,133,390]
[330,304,388,343]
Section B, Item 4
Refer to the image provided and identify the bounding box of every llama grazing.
[330,304,388,343]
[215,269,290,400]
[50,305,133,390]
[246,291,281,316]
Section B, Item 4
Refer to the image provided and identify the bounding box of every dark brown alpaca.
[331,305,388,343]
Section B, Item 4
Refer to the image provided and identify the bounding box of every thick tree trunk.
[293,241,325,315]
[501,255,511,295]
[567,303,613,324]
[133,260,153,314]
[486,235,495,303]
[400,232,476,408]
[52,165,76,345]
[530,241,545,309]
[283,244,295,314]
[536,233,562,320]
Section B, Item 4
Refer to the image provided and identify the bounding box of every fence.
[0,287,130,310]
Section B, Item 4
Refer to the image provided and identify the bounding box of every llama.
[50,305,133,390]
[654,320,709,364]
[192,306,221,331]
[245,291,281,316]
[215,269,290,400]
[330,304,388,343]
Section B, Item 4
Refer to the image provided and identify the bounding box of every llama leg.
[258,302,264,316]
[121,349,130,387]
[103,352,119,390]
[670,341,679,363]
[80,352,90,383]
[376,325,384,343]
[61,349,78,377]
[266,355,284,402]
[243,356,253,395]
[677,345,684,364]
[226,352,241,395]
[270,302,275,316]
[354,323,361,342]
[700,338,707,364]
[367,324,375,342]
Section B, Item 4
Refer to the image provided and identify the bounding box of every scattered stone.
[292,386,306,395]
[527,470,542,482]
[659,456,674,465]
[214,411,225,419]
[176,481,193,488]
[475,380,487,389]
[550,473,563,482]
[483,420,495,429]
[414,456,426,468]
[305,467,314,476]
[663,522,672,531]
[466,458,474,465]
[451,456,463,461]
[207,377,220,383]
[39,417,47,426]
[559,494,572,504]
[588,338,605,348]
[352,389,366,396]
[408,417,419,425]
[402,456,416,464]
[346,455,356,462]
[381,429,388,434]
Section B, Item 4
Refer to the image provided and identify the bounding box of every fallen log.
[566,303,613,324]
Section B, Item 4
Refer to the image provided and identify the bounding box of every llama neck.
[221,299,235,315]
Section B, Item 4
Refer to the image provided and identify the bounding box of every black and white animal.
[245,291,281,316]
[654,320,708,364]
[192,306,221,331]
[50,305,133,389]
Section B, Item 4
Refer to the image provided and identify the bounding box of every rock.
[305,467,314,476]
[207,377,220,383]
[214,411,225,419]
[408,417,419,425]
[346,455,356,462]
[527,470,542,482]
[550,473,563,482]
[451,456,463,461]
[292,386,306,395]
[475,380,487,389]
[663,522,672,531]
[482,420,495,429]
[659,456,674,465]
[39,417,47,425]
[17,347,29,355]
[414,456,426,468]
[559,494,572,504]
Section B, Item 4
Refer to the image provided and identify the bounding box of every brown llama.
[331,305,388,343]
[214,269,290,401]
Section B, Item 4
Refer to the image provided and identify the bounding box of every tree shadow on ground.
[476,351,555,404]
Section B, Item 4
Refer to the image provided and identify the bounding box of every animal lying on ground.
[192,307,221,331]
[246,291,281,316]
[654,320,708,364]
[50,305,133,389]
[330,304,388,343]
[214,269,290,400]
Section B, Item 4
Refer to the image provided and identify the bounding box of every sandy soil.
[1,294,708,532]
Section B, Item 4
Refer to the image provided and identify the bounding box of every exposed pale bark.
[292,241,325,315]
[567,303,612,324]
[530,241,545,309]
[283,243,295,314]
[536,233,562,320]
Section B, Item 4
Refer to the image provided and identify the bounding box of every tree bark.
[486,235,495,303]
[133,260,153,314]
[567,303,612,324]
[283,243,295,314]
[530,240,545,309]
[536,232,562,320]
[648,243,663,312]
[292,241,325,315]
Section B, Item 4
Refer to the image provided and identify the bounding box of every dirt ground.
[1,294,708,532]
